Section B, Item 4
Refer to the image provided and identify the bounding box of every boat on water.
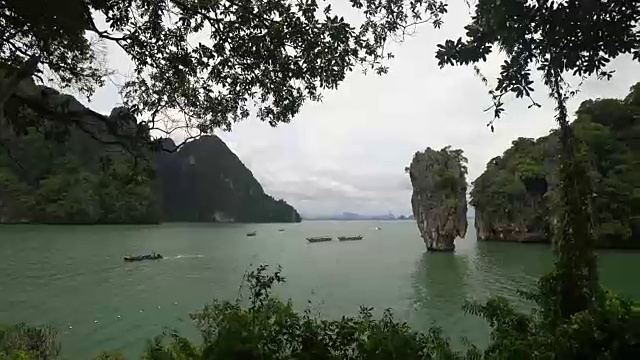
[247,231,257,237]
[306,236,333,243]
[278,229,285,232]
[374,226,382,230]
[338,235,363,241]
[124,253,163,262]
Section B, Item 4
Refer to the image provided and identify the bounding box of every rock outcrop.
[155,136,302,223]
[470,84,640,248]
[407,147,468,251]
[474,210,547,243]
[470,138,552,244]
[0,73,302,224]
[0,73,159,224]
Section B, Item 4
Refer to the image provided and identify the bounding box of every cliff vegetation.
[0,86,300,224]
[471,84,640,248]
[0,84,158,224]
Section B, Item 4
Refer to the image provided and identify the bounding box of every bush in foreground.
[143,264,461,360]
[0,323,59,360]
[142,264,640,360]
[3,264,639,359]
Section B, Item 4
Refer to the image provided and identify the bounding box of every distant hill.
[0,90,159,224]
[155,136,301,223]
[0,82,300,224]
[305,212,411,221]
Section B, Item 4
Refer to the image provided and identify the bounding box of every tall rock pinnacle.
[407,146,468,251]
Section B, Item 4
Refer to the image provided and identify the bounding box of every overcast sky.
[84,1,640,218]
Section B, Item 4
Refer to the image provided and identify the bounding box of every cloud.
[86,1,640,217]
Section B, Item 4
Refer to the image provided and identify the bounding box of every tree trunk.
[550,71,598,320]
[0,55,40,129]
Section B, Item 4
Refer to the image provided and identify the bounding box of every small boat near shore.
[247,231,257,237]
[338,235,363,241]
[306,236,333,243]
[124,253,163,262]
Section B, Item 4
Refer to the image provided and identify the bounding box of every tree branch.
[0,55,40,110]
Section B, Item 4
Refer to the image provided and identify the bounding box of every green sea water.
[1,220,639,358]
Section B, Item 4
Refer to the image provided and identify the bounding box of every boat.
[124,253,163,262]
[374,226,382,230]
[306,236,333,243]
[278,229,285,232]
[247,231,257,237]
[338,235,363,241]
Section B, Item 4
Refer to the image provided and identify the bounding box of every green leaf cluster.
[0,127,159,224]
[0,323,59,360]
[435,0,640,120]
[2,0,447,135]
[462,288,639,359]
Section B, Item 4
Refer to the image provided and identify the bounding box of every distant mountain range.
[304,207,475,222]
[304,212,414,221]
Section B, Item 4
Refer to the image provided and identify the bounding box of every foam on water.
[172,254,205,259]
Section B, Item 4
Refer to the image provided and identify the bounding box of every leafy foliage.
[1,0,447,142]
[92,352,126,360]
[435,0,640,122]
[142,264,461,360]
[0,125,159,224]
[2,1,640,359]
[0,323,59,360]
[463,287,639,360]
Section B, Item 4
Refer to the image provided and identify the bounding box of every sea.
[1,220,639,358]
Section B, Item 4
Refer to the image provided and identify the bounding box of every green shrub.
[92,351,126,360]
[145,264,638,360]
[3,266,639,359]
[0,323,59,360]
[463,286,640,359]
[143,264,461,360]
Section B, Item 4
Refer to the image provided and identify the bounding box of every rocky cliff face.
[474,209,547,243]
[0,72,301,224]
[407,147,468,251]
[155,136,301,223]
[470,138,551,244]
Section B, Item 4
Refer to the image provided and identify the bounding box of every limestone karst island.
[407,147,468,252]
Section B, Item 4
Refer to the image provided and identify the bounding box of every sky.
[84,1,640,218]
